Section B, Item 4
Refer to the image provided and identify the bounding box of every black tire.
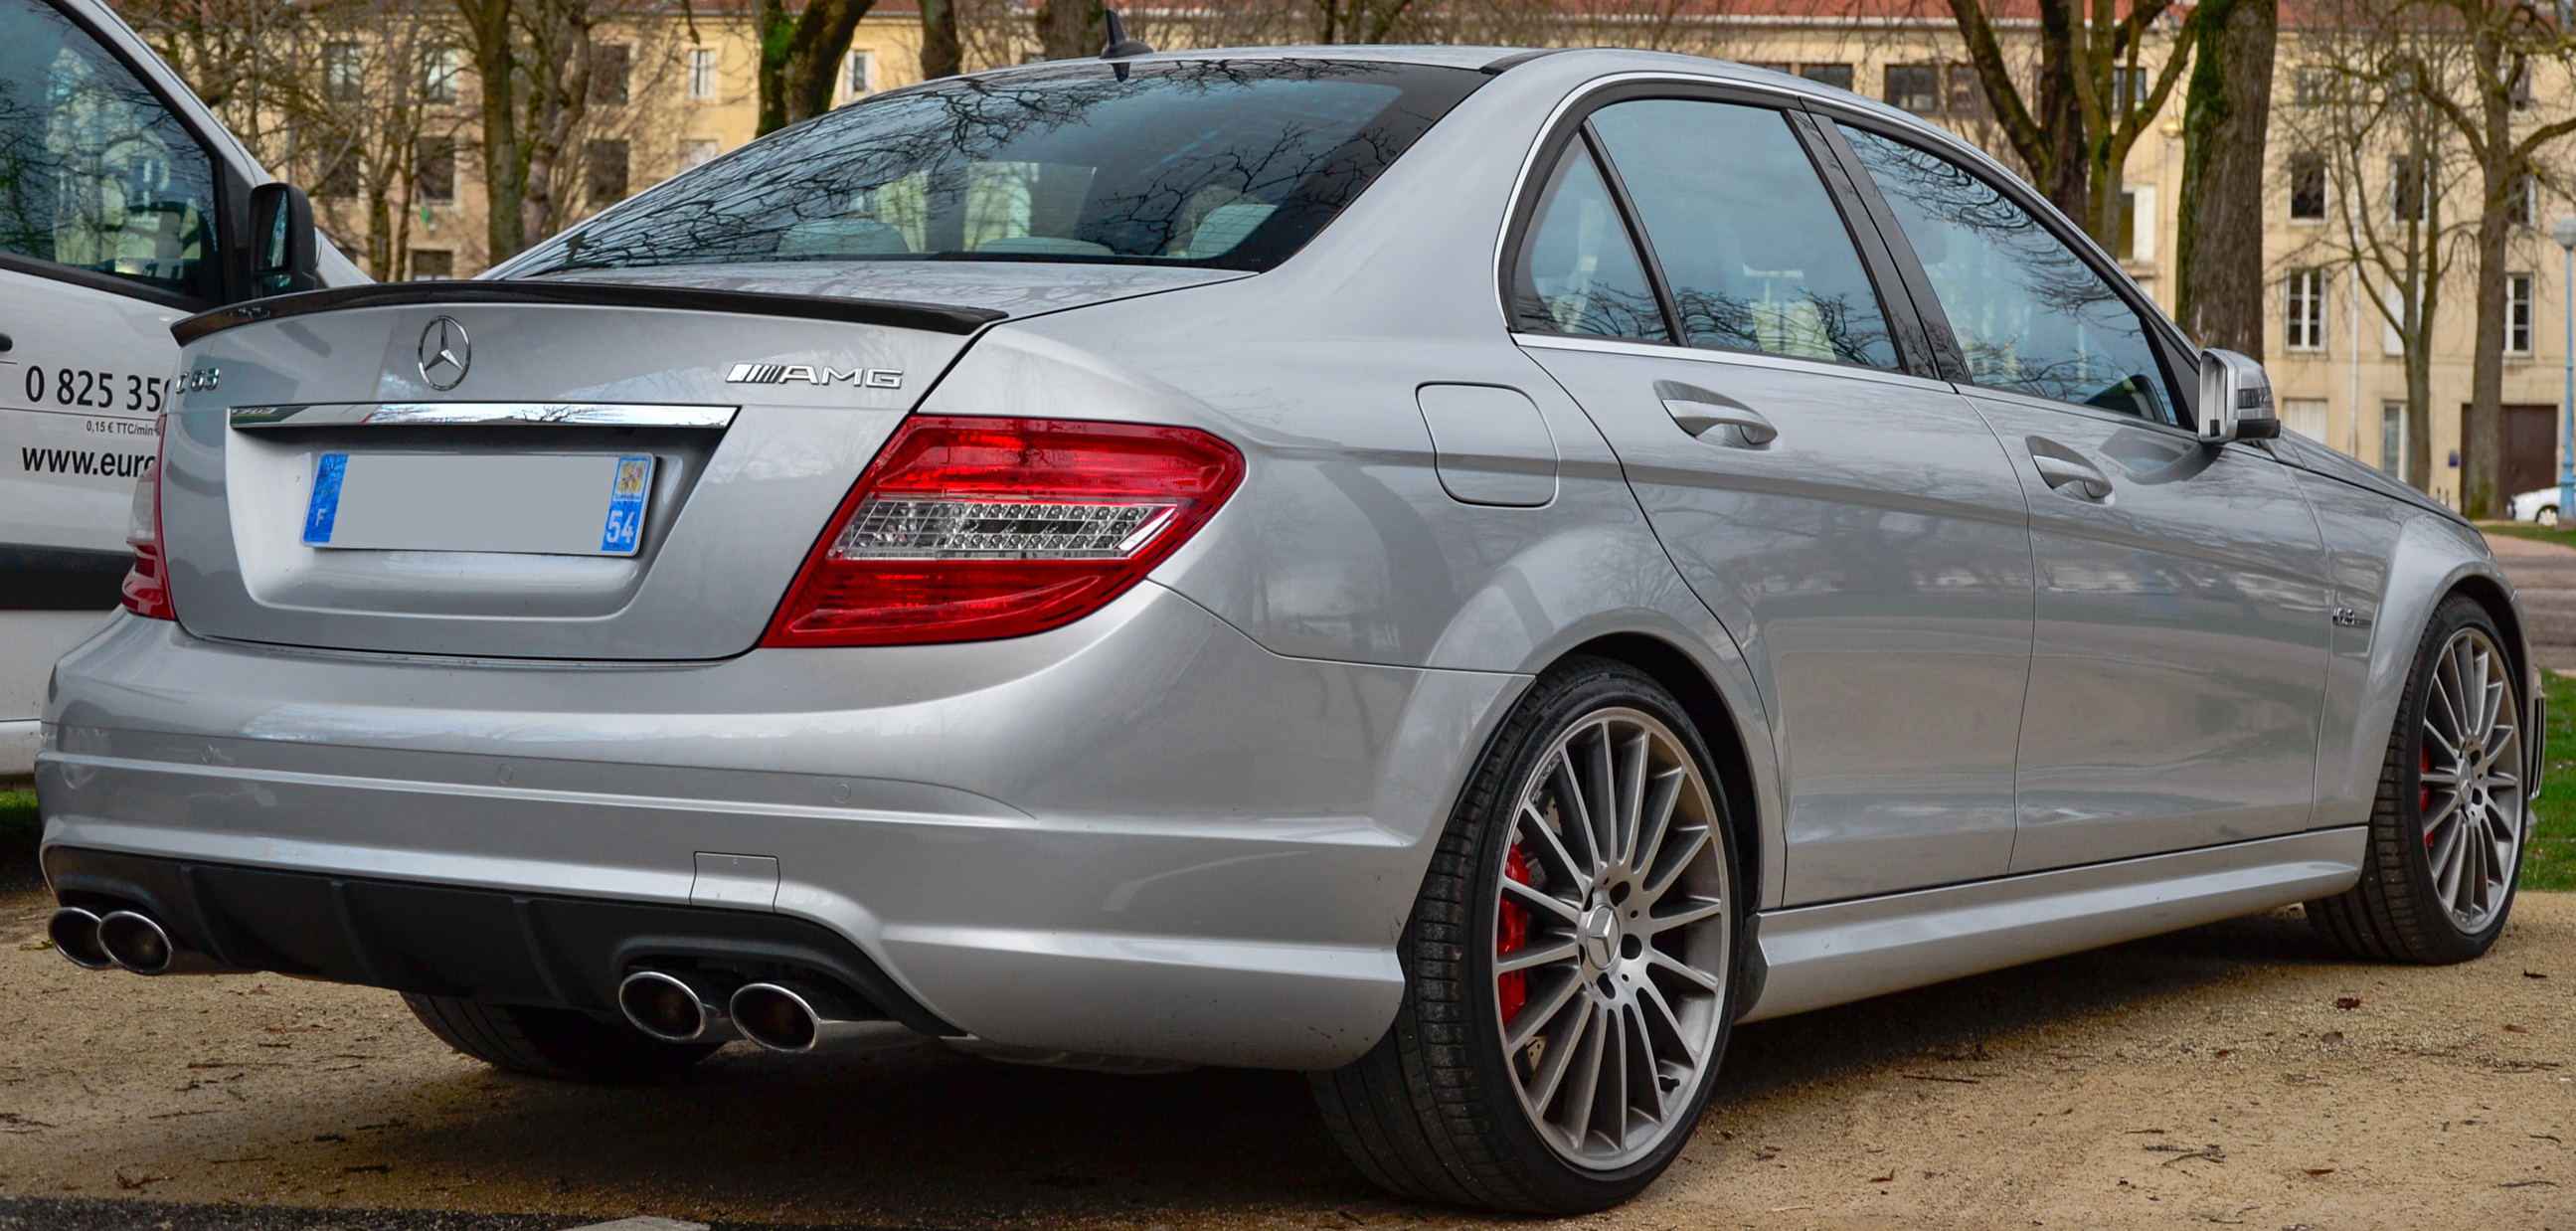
[2307,596,2528,964]
[404,993,720,1083]
[1309,656,1741,1213]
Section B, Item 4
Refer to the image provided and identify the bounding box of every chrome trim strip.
[1740,827,2367,1022]
[1512,331,1956,393]
[229,403,738,430]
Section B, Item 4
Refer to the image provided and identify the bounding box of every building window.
[2293,65,2338,105]
[324,43,364,102]
[2509,172,2536,227]
[1751,62,1792,75]
[2282,398,2329,442]
[845,49,873,97]
[414,137,455,203]
[423,49,460,103]
[687,48,717,99]
[2111,66,2147,114]
[2112,186,2155,263]
[586,138,629,207]
[2289,151,2326,220]
[1799,64,1853,90]
[2286,267,2327,351]
[410,250,453,280]
[591,43,630,105]
[2391,154,2429,223]
[2509,272,2534,354]
[1945,64,1983,115]
[678,138,719,171]
[1886,64,1940,114]
[2381,402,2408,478]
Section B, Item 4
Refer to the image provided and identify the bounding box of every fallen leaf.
[1869,1173,1895,1183]
[2525,971,2550,979]
[2318,1031,2346,1045]
[2215,1048,2237,1057]
[2306,1168,2335,1176]
[340,1163,392,1175]
[2334,997,2362,1010]
[2504,1024,2528,1033]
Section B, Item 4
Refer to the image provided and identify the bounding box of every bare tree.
[1942,0,2197,245]
[2280,33,2477,489]
[757,0,878,134]
[2402,0,2576,516]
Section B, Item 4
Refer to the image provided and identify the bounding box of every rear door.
[1510,89,2036,905]
[0,0,233,766]
[1832,120,2333,872]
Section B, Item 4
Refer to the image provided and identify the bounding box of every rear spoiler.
[173,278,1009,346]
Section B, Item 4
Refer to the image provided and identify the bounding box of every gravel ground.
[1,882,2569,1231]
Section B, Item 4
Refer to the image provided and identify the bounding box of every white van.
[0,0,363,776]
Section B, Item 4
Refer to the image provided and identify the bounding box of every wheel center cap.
[1579,904,1620,968]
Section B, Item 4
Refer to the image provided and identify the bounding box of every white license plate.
[301,452,655,556]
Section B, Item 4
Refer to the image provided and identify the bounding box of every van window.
[0,0,220,299]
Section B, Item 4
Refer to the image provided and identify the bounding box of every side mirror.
[247,182,319,297]
[2197,347,2279,443]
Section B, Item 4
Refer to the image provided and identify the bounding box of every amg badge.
[726,363,903,389]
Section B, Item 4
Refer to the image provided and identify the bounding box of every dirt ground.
[1,877,2568,1231]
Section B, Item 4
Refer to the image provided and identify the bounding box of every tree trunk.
[783,0,876,125]
[1041,0,1099,61]
[519,0,591,246]
[920,0,960,80]
[2175,0,2275,355]
[2460,31,2516,519]
[456,0,524,263]
[2034,0,2092,225]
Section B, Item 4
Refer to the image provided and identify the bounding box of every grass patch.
[0,790,32,843]
[2477,520,2576,552]
[2529,672,2576,892]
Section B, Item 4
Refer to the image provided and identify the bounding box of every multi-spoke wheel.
[1311,658,1739,1212]
[2310,597,2530,964]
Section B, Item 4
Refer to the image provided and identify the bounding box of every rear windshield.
[507,60,1486,275]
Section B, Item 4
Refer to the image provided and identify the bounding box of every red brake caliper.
[1497,845,1532,1024]
[2422,744,2435,843]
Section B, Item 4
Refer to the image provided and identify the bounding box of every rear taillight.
[764,416,1243,646]
[118,414,174,620]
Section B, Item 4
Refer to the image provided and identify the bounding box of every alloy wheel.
[1492,707,1729,1170]
[2418,626,2524,933]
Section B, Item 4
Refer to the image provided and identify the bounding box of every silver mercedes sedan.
[36,44,2538,1212]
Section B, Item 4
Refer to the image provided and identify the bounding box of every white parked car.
[2509,485,2564,526]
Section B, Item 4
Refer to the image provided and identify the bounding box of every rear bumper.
[37,585,1521,1068]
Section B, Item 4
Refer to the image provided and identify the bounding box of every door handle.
[1654,381,1777,445]
[2031,451,2112,500]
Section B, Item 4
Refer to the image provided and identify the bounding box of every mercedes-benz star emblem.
[417,316,470,391]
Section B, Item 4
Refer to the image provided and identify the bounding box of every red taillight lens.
[118,414,174,621]
[763,416,1244,646]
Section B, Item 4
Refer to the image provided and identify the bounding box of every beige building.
[363,3,2572,508]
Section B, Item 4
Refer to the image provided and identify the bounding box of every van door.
[0,0,231,771]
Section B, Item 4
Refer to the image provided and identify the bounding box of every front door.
[2502,404,2557,499]
[1510,94,2035,905]
[1836,122,2333,872]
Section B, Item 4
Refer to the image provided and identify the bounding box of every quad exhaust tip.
[729,979,910,1054]
[47,908,113,970]
[616,968,741,1044]
[95,910,180,974]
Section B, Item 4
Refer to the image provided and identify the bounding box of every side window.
[1839,124,2175,423]
[1590,99,1899,370]
[0,0,219,299]
[1508,143,1667,343]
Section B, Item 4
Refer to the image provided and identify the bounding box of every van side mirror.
[247,182,319,297]
[2197,348,2279,443]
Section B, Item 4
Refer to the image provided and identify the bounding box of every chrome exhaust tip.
[94,910,179,974]
[616,969,741,1044]
[47,908,113,970]
[729,980,913,1054]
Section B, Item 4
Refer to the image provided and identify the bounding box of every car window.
[1508,143,1668,343]
[1590,100,1898,370]
[506,60,1484,275]
[0,0,220,299]
[1838,124,2175,422]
